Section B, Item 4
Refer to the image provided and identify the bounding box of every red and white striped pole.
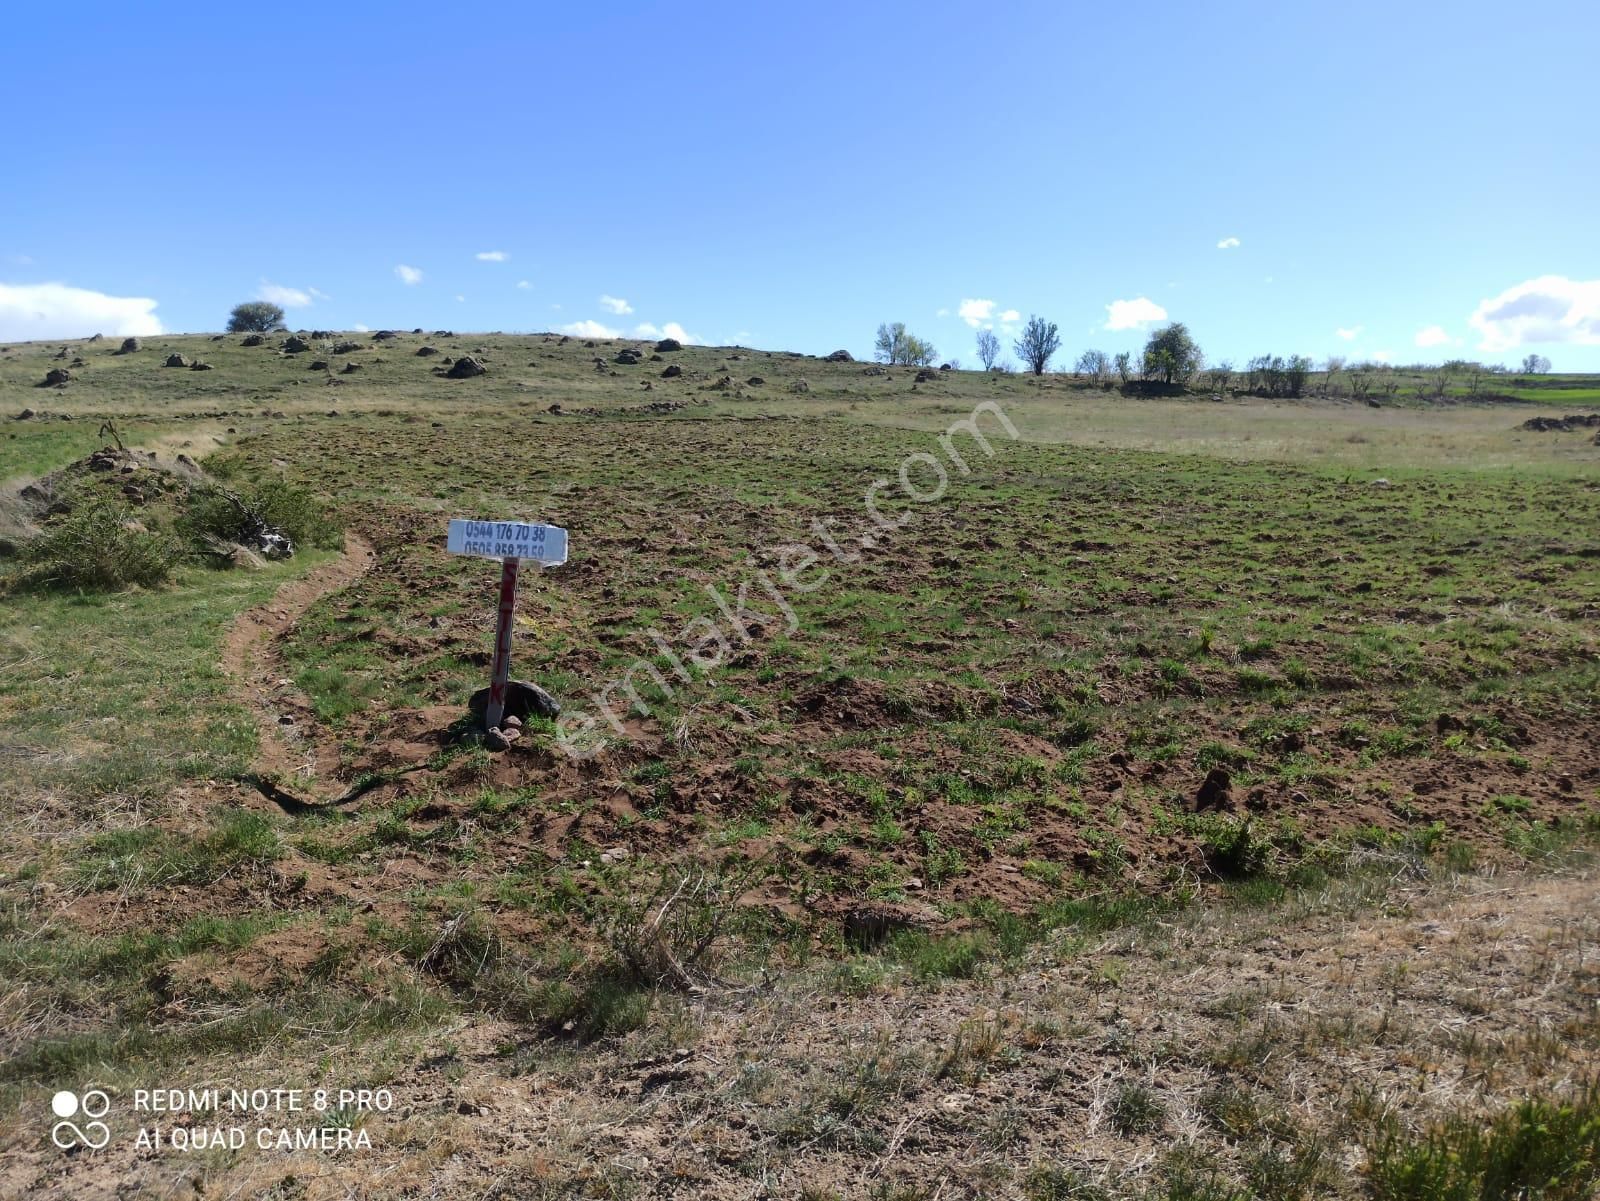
[484,556,520,730]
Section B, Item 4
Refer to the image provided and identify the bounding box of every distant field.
[1,330,1598,1198]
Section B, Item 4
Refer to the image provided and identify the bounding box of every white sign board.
[447,519,568,565]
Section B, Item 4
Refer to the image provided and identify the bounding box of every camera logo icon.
[50,1090,111,1150]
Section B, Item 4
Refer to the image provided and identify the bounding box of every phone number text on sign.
[447,519,568,564]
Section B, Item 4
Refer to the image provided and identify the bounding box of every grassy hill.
[1,328,1598,1198]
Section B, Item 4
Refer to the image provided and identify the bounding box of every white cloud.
[1217,237,1241,249]
[1468,275,1600,353]
[394,264,423,285]
[958,298,996,328]
[1414,324,1453,348]
[999,309,1021,324]
[633,321,700,344]
[308,287,330,301]
[475,250,507,262]
[257,281,313,308]
[935,307,950,318]
[516,279,531,290]
[1104,297,1168,331]
[354,323,370,332]
[1371,350,1393,363]
[560,319,621,339]
[598,294,632,315]
[0,281,162,341]
[1335,325,1363,341]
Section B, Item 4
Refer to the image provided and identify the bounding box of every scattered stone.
[164,353,188,368]
[500,725,522,744]
[548,403,564,415]
[655,337,682,352]
[746,376,765,386]
[309,360,330,371]
[824,349,853,362]
[503,715,523,731]
[862,366,886,377]
[87,333,103,342]
[434,330,457,338]
[469,679,560,722]
[447,356,487,379]
[39,369,71,387]
[332,341,361,354]
[790,378,810,393]
[600,846,630,866]
[484,727,511,752]
[241,333,265,347]
[1519,413,1600,433]
[341,363,361,374]
[615,349,642,365]
[372,330,399,341]
[190,361,213,371]
[283,335,311,354]
[939,363,953,371]
[16,408,36,420]
[914,368,936,383]
[416,345,439,357]
[661,364,683,379]
[1195,767,1233,812]
[115,337,140,355]
[53,348,68,360]
[1370,478,1393,488]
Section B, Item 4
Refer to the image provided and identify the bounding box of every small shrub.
[182,480,343,553]
[20,502,181,591]
[1365,1085,1600,1200]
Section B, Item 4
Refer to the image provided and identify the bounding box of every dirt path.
[219,531,376,802]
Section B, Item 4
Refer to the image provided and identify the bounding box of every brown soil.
[219,531,376,800]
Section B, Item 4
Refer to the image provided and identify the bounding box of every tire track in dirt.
[220,531,376,806]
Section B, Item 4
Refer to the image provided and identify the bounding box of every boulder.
[40,369,71,387]
[468,679,561,723]
[447,355,487,379]
[655,337,682,352]
[914,368,936,383]
[115,337,140,355]
[309,360,330,371]
[283,335,311,354]
[372,329,399,341]
[241,334,265,347]
[416,345,439,357]
[615,349,642,365]
[333,341,361,354]
[746,376,765,385]
[661,364,683,378]
[164,353,188,368]
[190,361,213,371]
[824,349,853,363]
[341,362,361,374]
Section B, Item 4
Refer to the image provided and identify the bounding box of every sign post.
[446,519,569,735]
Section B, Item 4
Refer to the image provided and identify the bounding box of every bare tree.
[1206,360,1233,393]
[976,329,1001,371]
[1075,349,1110,388]
[1013,316,1061,376]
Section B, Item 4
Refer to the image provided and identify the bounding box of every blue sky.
[3,0,1597,370]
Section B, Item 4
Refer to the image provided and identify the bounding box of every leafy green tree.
[1013,315,1061,376]
[1141,322,1203,386]
[1521,353,1552,374]
[1113,351,1132,385]
[227,301,287,333]
[875,322,937,366]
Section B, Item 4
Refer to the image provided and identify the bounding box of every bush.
[20,502,182,591]
[181,480,344,553]
[1366,1085,1600,1200]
